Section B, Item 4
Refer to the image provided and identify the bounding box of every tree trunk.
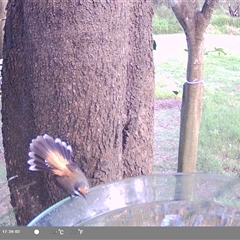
[0,0,7,58]
[170,0,219,172]
[2,0,154,225]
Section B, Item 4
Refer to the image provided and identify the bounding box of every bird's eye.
[74,189,81,196]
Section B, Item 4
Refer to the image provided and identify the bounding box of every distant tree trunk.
[169,0,219,172]
[0,0,7,58]
[2,0,154,225]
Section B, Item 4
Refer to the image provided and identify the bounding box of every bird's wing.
[28,134,74,177]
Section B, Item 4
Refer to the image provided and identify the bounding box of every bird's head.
[74,182,89,198]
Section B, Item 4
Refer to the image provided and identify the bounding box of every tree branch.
[198,0,219,29]
[201,0,219,18]
[169,0,219,38]
[193,0,219,35]
[169,0,198,32]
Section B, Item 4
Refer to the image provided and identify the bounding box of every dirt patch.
[154,34,240,62]
[155,98,181,111]
[153,98,181,174]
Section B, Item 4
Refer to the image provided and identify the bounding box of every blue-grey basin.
[27,173,240,226]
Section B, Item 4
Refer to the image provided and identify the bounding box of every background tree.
[2,0,154,225]
[169,0,219,172]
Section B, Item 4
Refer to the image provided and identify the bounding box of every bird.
[27,134,89,198]
[153,39,157,50]
[172,90,179,96]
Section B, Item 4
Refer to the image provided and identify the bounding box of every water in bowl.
[78,200,240,226]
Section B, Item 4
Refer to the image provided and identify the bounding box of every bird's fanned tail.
[27,134,89,197]
[28,134,73,176]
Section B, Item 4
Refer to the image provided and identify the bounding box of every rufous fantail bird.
[27,134,89,197]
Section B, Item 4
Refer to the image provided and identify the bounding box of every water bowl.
[28,173,240,226]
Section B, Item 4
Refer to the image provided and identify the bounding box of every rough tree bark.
[0,0,7,58]
[2,0,154,225]
[169,0,219,172]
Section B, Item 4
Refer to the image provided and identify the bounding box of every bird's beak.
[78,186,88,198]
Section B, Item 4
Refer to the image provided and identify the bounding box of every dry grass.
[0,142,16,225]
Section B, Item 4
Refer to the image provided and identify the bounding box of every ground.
[153,98,181,174]
[155,97,181,111]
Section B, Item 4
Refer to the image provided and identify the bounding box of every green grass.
[154,57,187,98]
[154,46,240,176]
[152,6,182,34]
[198,54,240,176]
[153,6,240,35]
[209,7,240,35]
